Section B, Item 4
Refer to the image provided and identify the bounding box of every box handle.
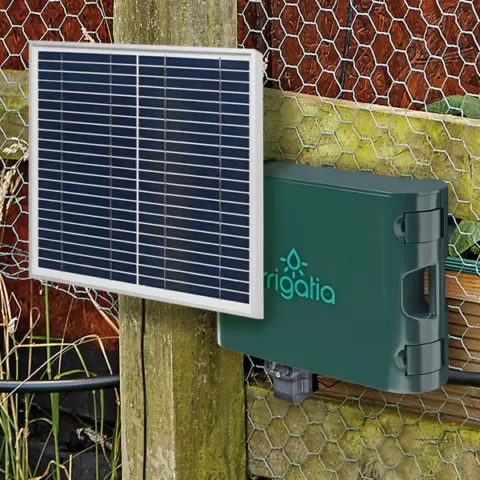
[402,264,439,320]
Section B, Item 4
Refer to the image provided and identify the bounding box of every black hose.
[0,368,476,395]
[0,375,119,393]
[448,370,480,387]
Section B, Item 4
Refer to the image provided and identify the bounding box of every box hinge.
[404,209,443,244]
[405,339,444,376]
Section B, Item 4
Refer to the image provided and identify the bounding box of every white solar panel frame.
[29,41,264,319]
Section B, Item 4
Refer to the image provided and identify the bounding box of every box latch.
[404,209,443,244]
[405,339,444,376]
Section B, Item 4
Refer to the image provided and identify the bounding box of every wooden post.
[113,2,246,479]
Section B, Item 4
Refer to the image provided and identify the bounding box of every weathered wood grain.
[442,271,480,303]
[264,88,480,221]
[119,298,246,480]
[113,0,236,48]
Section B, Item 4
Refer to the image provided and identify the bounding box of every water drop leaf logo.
[265,248,336,304]
[280,248,308,279]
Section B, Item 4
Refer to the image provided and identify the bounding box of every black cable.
[141,298,147,480]
[339,0,355,98]
[448,370,480,387]
[0,366,477,395]
[0,375,119,393]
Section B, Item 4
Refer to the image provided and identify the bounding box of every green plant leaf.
[448,219,480,256]
[424,95,480,119]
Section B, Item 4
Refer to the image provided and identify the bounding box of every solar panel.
[29,42,264,319]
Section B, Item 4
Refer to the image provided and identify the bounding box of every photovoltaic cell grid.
[29,43,263,318]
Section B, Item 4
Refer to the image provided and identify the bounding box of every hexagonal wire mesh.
[0,0,118,321]
[239,1,480,479]
[2,0,480,477]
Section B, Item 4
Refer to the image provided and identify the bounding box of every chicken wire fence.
[240,1,480,479]
[0,0,118,320]
[0,0,480,478]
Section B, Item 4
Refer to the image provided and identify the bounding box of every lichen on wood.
[113,0,237,48]
[264,88,480,221]
[119,299,246,480]
[247,386,480,480]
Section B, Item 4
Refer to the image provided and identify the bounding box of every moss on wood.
[113,0,237,48]
[264,88,480,221]
[120,299,246,480]
[247,386,480,480]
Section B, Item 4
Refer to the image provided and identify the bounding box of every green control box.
[218,161,449,395]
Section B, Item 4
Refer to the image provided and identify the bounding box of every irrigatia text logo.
[264,248,336,304]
